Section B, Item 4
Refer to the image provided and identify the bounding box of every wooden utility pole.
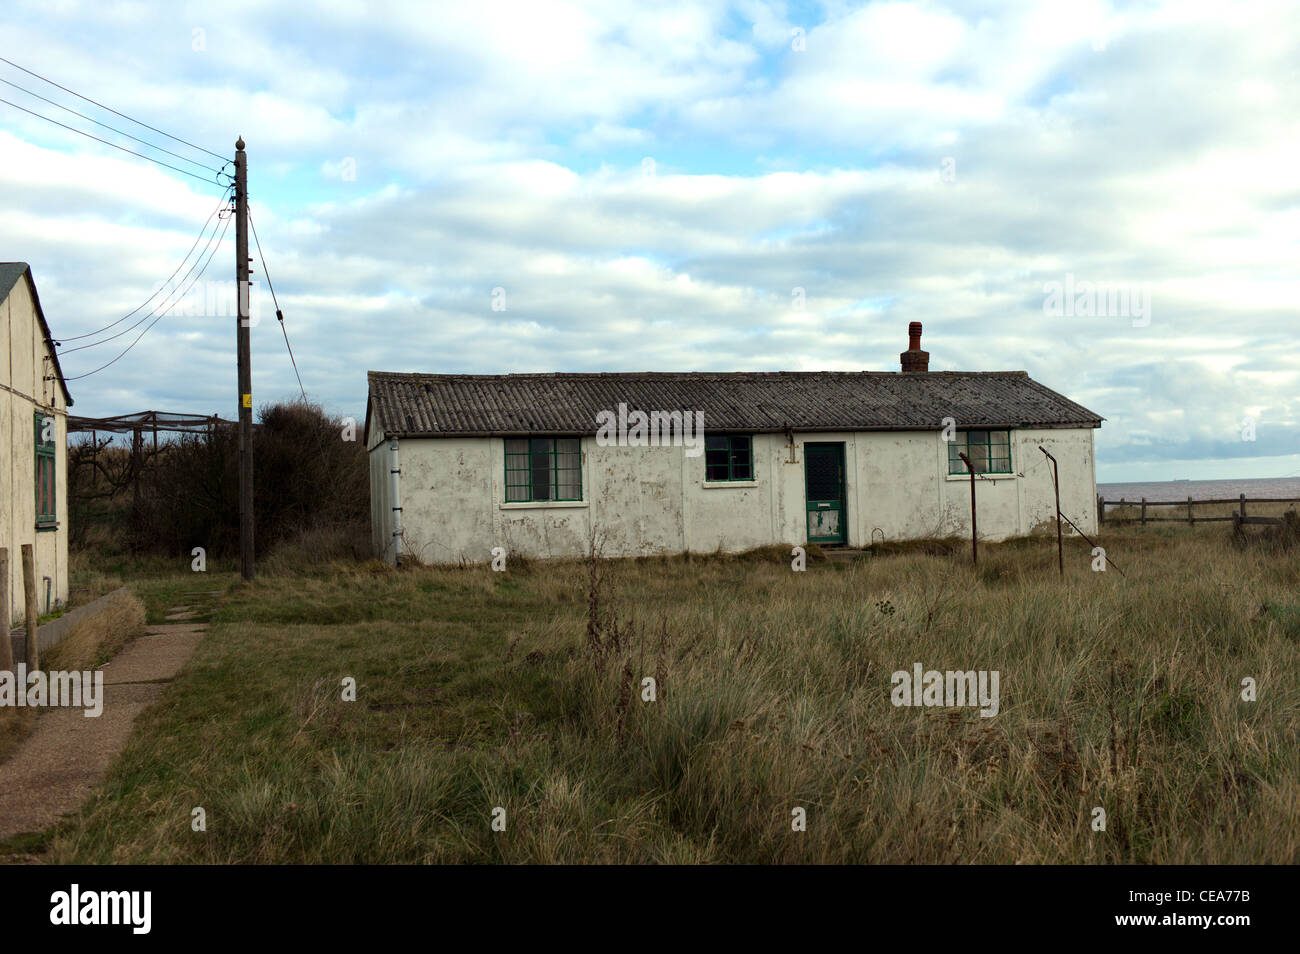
[0,548,11,672]
[21,544,38,670]
[958,452,978,565]
[235,137,254,581]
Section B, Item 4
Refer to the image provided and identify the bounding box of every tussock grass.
[41,527,1300,864]
[0,589,147,769]
[43,589,148,672]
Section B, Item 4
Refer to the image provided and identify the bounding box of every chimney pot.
[900,322,929,372]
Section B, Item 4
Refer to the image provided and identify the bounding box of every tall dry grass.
[39,526,1300,864]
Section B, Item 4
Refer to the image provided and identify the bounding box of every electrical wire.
[63,214,231,381]
[59,191,233,353]
[0,75,226,178]
[0,96,225,186]
[248,206,308,403]
[247,206,348,509]
[56,188,233,344]
[0,55,226,160]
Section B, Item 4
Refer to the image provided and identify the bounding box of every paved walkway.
[0,590,217,844]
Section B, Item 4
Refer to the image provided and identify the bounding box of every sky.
[0,0,1297,483]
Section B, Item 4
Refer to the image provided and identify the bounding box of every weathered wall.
[373,425,1099,564]
[1,275,69,627]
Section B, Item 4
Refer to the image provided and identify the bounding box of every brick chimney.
[900,321,929,372]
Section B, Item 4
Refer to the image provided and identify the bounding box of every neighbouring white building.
[2,263,73,624]
[365,324,1102,564]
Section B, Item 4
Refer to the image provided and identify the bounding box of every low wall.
[6,586,131,662]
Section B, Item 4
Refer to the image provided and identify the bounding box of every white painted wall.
[369,424,1098,564]
[1,275,69,626]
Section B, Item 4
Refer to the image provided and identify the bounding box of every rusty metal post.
[1039,447,1063,577]
[958,452,977,565]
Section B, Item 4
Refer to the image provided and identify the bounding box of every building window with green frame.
[947,429,1012,475]
[35,411,57,530]
[705,434,753,482]
[505,437,582,502]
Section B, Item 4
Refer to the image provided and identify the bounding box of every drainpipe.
[388,438,403,566]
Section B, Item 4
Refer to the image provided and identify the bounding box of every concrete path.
[0,595,212,845]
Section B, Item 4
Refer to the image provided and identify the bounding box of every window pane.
[968,430,988,445]
[705,435,728,452]
[706,462,729,481]
[989,457,1011,473]
[731,440,752,479]
[505,439,528,456]
[555,439,581,499]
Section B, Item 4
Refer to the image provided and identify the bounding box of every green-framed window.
[35,412,57,530]
[705,434,753,482]
[947,429,1012,475]
[505,438,582,502]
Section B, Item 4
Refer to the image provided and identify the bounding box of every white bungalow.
[365,324,1102,564]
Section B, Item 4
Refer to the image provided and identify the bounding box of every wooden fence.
[1098,494,1300,527]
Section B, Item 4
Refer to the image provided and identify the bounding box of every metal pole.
[235,137,254,581]
[958,452,977,565]
[1039,446,1063,576]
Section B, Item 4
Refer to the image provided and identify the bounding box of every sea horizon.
[1097,475,1300,503]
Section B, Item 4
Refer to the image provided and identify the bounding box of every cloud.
[0,0,1296,481]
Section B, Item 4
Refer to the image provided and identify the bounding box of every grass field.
[9,522,1299,864]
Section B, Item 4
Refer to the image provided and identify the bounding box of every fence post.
[1097,495,1105,525]
[1140,497,1146,526]
[0,548,11,673]
[21,544,38,671]
[1240,494,1246,519]
[1188,496,1194,526]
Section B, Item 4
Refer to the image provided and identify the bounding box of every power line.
[0,95,224,186]
[59,193,232,354]
[57,188,233,344]
[0,75,227,179]
[248,206,307,403]
[64,214,231,381]
[0,55,226,161]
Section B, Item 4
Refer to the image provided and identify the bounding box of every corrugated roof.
[366,370,1102,438]
[0,262,74,407]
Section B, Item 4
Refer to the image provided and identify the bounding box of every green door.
[805,442,846,544]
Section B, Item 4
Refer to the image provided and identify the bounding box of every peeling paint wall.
[370,426,1098,563]
[2,276,69,627]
